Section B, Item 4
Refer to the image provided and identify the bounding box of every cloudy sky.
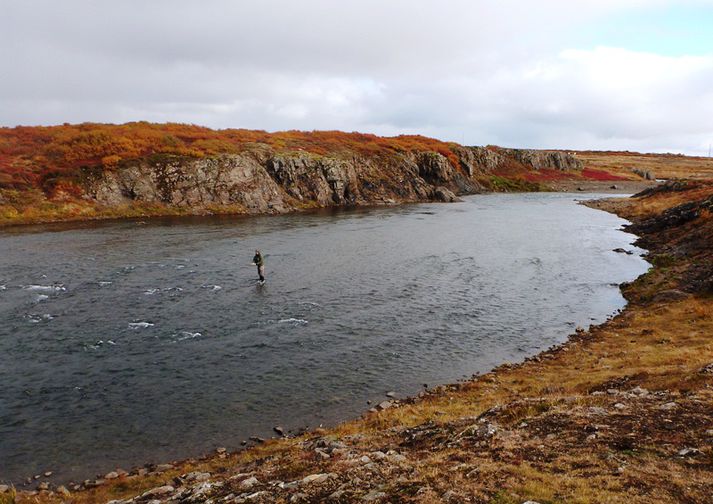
[2,0,713,154]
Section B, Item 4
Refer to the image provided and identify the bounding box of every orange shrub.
[0,123,464,192]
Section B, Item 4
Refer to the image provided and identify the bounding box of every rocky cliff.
[80,147,581,217]
[0,123,588,224]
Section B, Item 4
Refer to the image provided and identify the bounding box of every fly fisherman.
[252,250,265,284]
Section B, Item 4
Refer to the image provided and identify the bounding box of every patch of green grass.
[488,175,543,192]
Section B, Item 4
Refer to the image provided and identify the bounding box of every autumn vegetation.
[1,123,711,228]
[0,122,463,191]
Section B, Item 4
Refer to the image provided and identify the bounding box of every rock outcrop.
[497,148,584,171]
[81,147,583,217]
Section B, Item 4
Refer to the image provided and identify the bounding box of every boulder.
[432,187,461,202]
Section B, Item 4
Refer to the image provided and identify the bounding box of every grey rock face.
[498,148,583,171]
[80,146,582,217]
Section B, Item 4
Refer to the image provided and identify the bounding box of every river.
[0,193,649,483]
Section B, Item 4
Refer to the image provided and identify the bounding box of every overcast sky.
[2,0,713,154]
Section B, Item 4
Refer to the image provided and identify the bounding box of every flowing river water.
[0,193,649,483]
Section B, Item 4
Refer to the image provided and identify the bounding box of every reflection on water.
[0,193,648,482]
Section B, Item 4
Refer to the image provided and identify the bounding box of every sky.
[1,0,713,154]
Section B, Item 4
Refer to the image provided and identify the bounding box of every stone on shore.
[240,476,260,489]
[142,485,174,498]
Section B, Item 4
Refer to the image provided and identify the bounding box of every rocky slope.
[82,146,580,214]
[8,185,713,504]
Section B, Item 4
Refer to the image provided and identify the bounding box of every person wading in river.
[252,250,265,284]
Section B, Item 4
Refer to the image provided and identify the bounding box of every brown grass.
[577,151,713,181]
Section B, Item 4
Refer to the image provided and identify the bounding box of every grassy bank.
[7,182,713,504]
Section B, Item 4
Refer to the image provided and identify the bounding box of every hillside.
[0,123,630,226]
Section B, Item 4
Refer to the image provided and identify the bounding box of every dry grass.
[577,151,713,181]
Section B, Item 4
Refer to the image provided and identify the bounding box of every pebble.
[216,447,227,454]
[37,482,50,491]
[363,490,387,501]
[360,455,372,464]
[678,447,701,457]
[315,448,330,460]
[43,471,52,477]
[56,485,71,496]
[240,476,260,489]
[386,391,397,398]
[660,402,678,410]
[104,471,119,480]
[301,473,330,484]
[184,471,211,482]
[246,491,268,500]
[613,403,626,410]
[142,485,174,497]
[273,426,285,436]
[377,400,392,410]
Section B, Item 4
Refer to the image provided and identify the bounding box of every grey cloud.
[1,0,712,154]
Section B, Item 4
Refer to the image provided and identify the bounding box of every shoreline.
[5,180,713,503]
[0,180,656,231]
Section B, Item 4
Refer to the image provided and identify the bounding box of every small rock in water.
[377,400,392,410]
[104,471,119,480]
[385,391,397,398]
[273,426,285,437]
[43,471,52,477]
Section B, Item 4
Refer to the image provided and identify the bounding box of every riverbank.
[5,182,711,503]
[0,123,661,228]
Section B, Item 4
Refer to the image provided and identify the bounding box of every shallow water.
[0,193,649,483]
